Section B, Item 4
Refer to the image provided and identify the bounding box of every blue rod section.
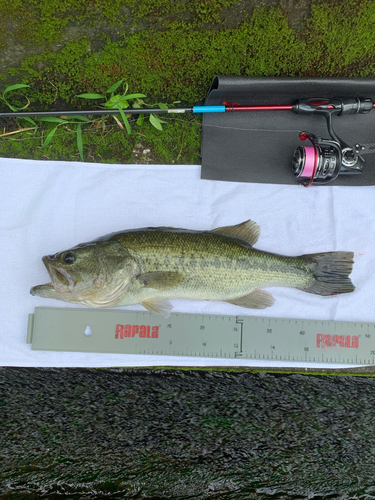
[193,105,226,113]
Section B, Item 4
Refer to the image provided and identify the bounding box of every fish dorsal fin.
[225,289,275,309]
[137,271,184,289]
[141,297,173,318]
[211,219,260,246]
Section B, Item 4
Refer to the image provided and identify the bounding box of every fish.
[30,220,355,317]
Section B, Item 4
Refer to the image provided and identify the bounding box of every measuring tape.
[27,307,375,366]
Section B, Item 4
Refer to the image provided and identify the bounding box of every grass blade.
[76,93,105,99]
[119,107,131,135]
[3,84,30,96]
[122,93,147,100]
[35,116,67,123]
[69,115,91,122]
[41,126,58,148]
[76,123,83,161]
[106,80,124,94]
[18,116,36,126]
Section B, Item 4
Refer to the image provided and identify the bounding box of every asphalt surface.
[1,367,375,499]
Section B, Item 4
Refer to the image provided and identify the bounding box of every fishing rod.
[0,103,294,117]
[1,97,373,117]
[2,96,375,186]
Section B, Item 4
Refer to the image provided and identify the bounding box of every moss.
[125,0,188,22]
[124,0,241,25]
[0,0,130,47]
[16,10,308,105]
[1,0,375,164]
[19,38,96,106]
[304,0,375,76]
[191,0,242,24]
[140,115,202,164]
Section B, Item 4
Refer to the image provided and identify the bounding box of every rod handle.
[292,97,374,115]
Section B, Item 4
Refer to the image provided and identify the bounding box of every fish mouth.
[30,282,55,297]
[30,256,75,297]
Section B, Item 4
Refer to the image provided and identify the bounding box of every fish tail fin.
[301,251,355,296]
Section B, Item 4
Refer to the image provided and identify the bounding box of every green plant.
[76,79,170,134]
[1,80,173,161]
[0,83,31,111]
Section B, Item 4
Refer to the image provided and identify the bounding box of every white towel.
[1,158,373,367]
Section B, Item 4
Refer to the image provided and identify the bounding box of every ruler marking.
[29,308,375,365]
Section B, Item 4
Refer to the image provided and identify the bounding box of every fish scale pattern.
[112,228,312,302]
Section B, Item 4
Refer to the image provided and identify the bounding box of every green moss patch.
[1,0,375,163]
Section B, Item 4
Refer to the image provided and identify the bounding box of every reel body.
[292,132,364,187]
[291,98,371,186]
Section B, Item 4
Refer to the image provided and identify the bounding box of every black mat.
[201,76,375,185]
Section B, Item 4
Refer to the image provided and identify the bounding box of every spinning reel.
[290,98,374,187]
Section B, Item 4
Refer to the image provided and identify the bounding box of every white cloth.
[1,158,373,367]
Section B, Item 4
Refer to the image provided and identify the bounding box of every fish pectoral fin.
[211,219,260,246]
[141,297,173,318]
[225,289,275,309]
[137,271,184,290]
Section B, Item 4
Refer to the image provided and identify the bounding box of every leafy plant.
[0,83,31,111]
[1,80,172,161]
[34,115,91,160]
[76,79,169,134]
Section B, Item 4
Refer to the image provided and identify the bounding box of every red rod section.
[226,105,294,111]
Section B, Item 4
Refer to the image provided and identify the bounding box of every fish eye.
[63,252,76,265]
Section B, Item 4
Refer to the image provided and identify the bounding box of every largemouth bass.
[30,220,355,317]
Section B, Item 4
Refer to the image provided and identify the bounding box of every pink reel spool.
[299,146,316,179]
[299,132,318,187]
